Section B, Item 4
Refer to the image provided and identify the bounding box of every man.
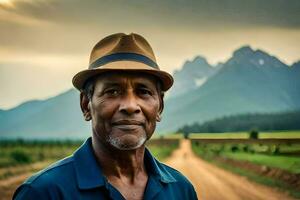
[13,33,197,200]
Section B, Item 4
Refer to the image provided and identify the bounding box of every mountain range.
[1,46,300,138]
[159,46,300,132]
[0,90,90,139]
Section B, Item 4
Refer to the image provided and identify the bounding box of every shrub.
[249,129,259,139]
[10,149,32,164]
[231,145,239,152]
[242,145,249,152]
[183,132,189,139]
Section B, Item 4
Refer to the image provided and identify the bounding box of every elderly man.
[13,33,197,200]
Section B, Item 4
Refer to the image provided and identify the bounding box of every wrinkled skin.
[80,72,163,151]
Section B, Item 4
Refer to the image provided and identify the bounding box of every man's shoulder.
[13,156,76,199]
[25,155,75,185]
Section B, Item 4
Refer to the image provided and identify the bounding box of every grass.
[0,141,82,168]
[147,140,179,161]
[220,152,300,174]
[189,132,249,139]
[191,140,300,174]
[189,130,300,139]
[0,139,179,168]
[151,133,183,139]
[279,143,300,153]
[259,130,300,139]
[0,161,52,180]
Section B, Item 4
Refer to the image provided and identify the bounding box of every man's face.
[86,72,162,150]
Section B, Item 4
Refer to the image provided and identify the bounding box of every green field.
[189,132,249,139]
[147,145,178,161]
[191,139,300,174]
[189,130,300,139]
[191,131,300,198]
[259,131,300,139]
[147,138,179,160]
[221,152,300,173]
[0,140,81,168]
[0,138,179,180]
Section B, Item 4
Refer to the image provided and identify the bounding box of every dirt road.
[164,139,296,200]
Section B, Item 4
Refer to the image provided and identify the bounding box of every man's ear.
[156,114,161,122]
[80,92,91,121]
[156,93,164,122]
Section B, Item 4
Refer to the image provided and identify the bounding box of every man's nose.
[119,91,141,115]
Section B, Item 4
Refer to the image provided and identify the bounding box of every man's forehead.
[94,72,158,85]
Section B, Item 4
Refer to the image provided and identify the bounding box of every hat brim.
[72,61,174,91]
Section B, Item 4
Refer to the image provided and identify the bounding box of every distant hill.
[1,46,300,138]
[0,90,90,139]
[158,46,300,132]
[177,110,300,133]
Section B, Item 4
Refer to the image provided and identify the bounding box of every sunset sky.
[1,0,300,109]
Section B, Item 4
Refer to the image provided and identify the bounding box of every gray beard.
[107,133,147,150]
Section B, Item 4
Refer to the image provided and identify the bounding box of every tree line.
[177,110,300,133]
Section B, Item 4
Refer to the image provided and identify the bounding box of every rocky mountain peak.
[229,46,287,69]
[193,56,209,64]
[233,46,254,58]
[182,55,210,70]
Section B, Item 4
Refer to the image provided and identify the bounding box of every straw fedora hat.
[72,33,173,91]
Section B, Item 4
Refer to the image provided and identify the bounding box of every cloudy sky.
[1,0,300,109]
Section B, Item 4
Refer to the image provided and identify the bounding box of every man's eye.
[105,89,120,96]
[138,89,152,96]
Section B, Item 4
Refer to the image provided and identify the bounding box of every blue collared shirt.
[13,138,198,200]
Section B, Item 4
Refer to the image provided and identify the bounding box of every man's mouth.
[111,120,144,130]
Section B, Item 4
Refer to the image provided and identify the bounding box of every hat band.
[89,53,159,69]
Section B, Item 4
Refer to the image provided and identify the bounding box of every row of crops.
[192,138,300,173]
[192,138,300,154]
[0,140,82,168]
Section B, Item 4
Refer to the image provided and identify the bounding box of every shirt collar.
[144,148,177,183]
[73,138,106,189]
[73,137,177,190]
